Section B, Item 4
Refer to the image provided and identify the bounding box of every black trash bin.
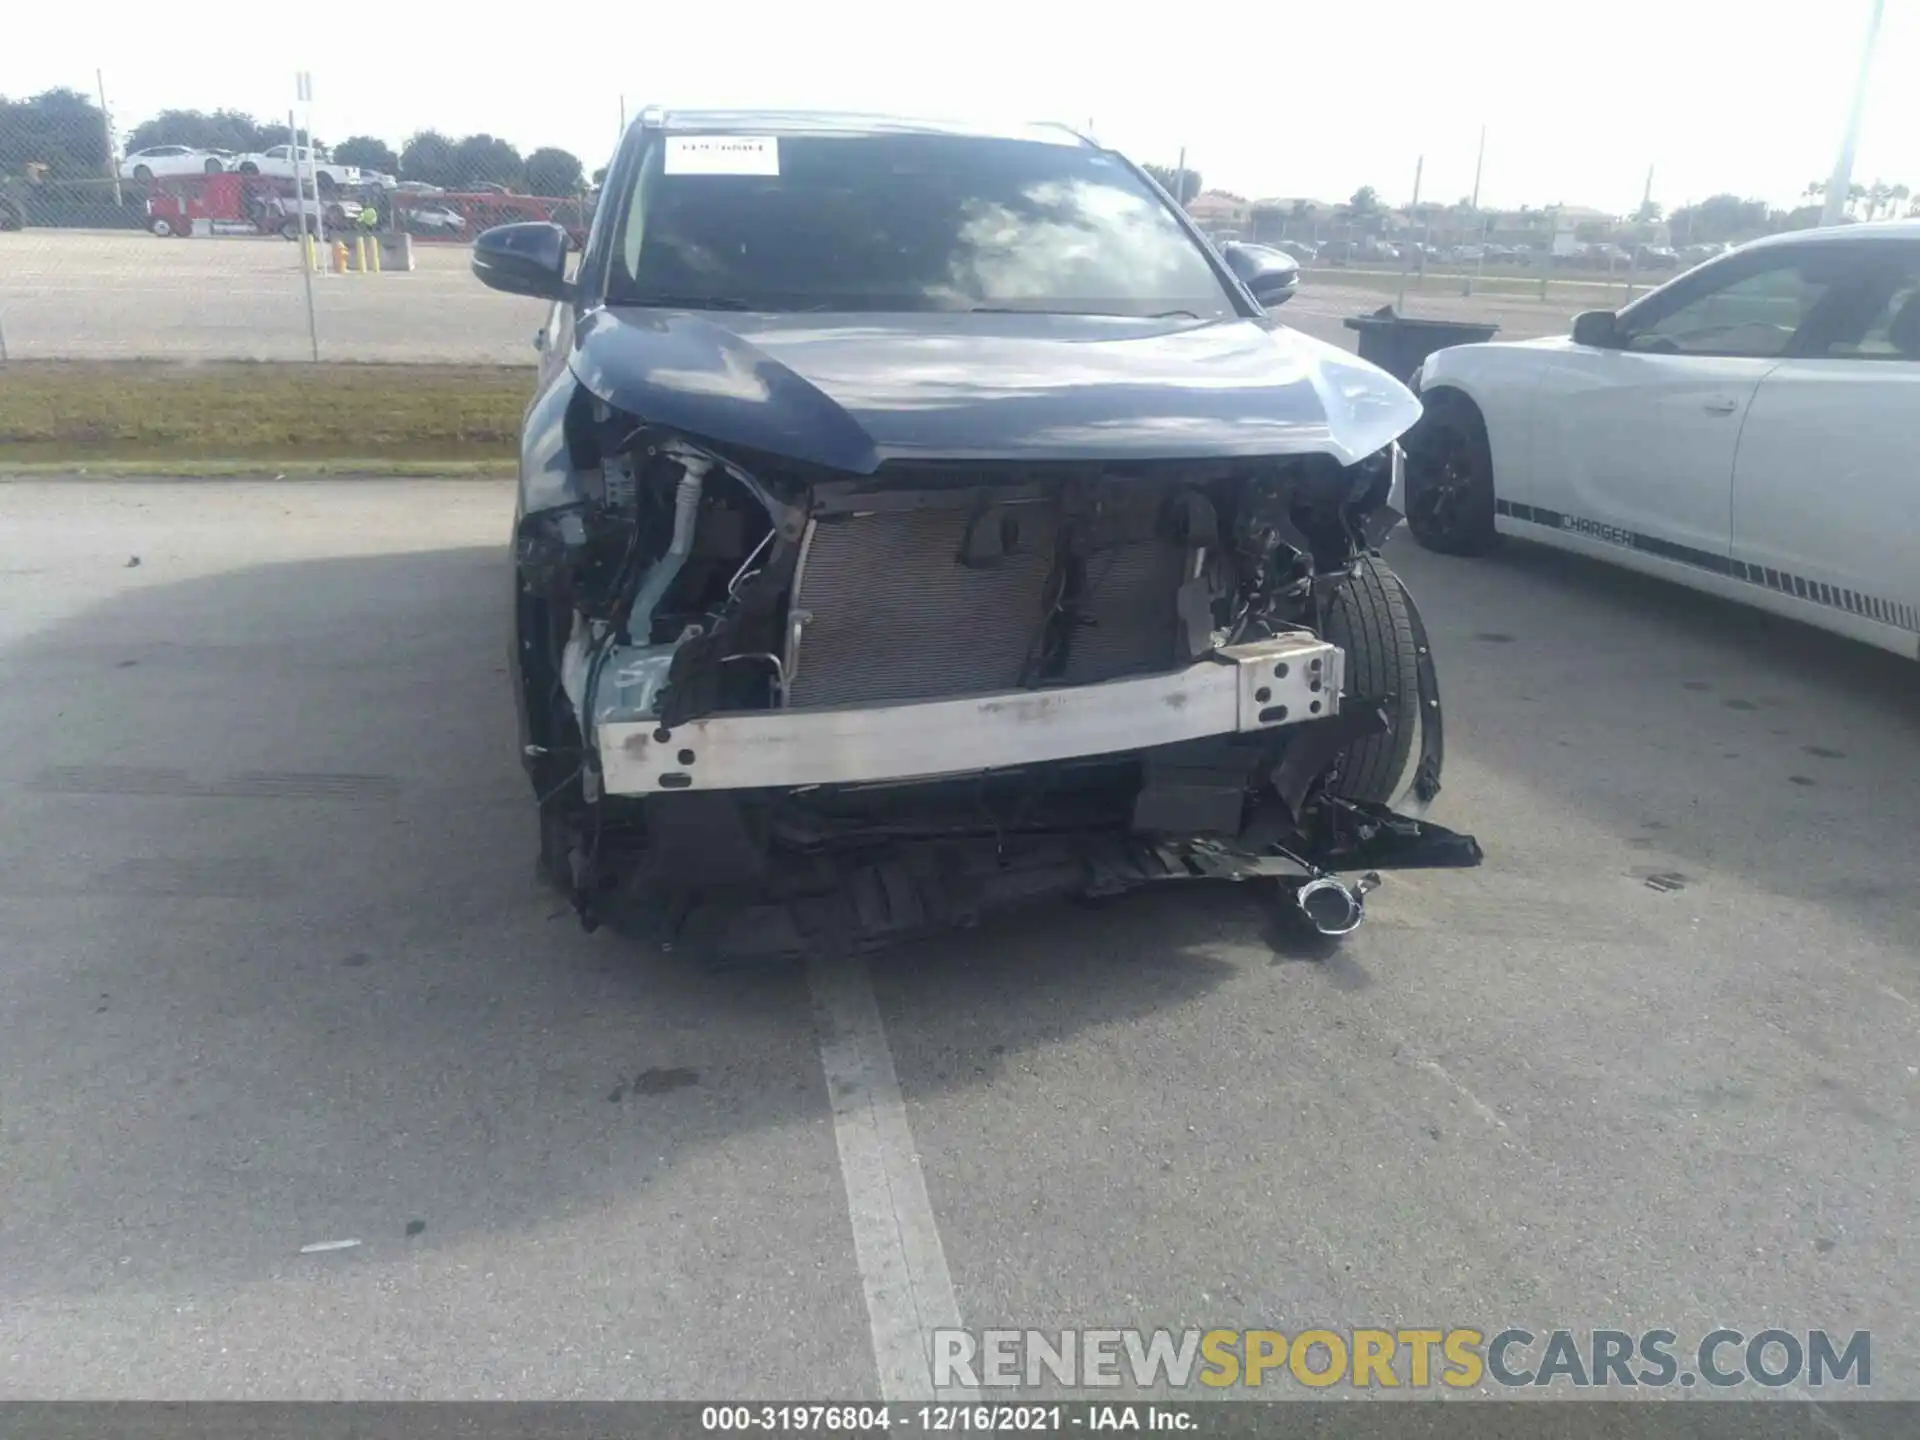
[1343,306,1499,385]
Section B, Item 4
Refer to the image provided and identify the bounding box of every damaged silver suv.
[473,109,1482,960]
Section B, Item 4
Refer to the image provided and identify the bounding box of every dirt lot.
[1,229,1594,364]
[0,230,551,363]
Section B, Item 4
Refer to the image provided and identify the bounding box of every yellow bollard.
[368,234,382,273]
[303,234,317,271]
[354,235,368,273]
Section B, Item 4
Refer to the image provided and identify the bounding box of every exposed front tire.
[132,165,153,184]
[238,161,260,175]
[149,216,175,238]
[1322,555,1432,807]
[1405,391,1498,556]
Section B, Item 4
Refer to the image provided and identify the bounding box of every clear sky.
[4,0,1914,214]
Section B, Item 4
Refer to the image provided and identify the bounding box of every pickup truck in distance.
[234,145,362,194]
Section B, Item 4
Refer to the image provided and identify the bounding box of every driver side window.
[1625,262,1832,358]
[619,139,662,284]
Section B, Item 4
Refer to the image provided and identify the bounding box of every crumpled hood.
[570,308,1420,474]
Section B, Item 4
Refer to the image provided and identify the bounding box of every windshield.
[607,132,1238,317]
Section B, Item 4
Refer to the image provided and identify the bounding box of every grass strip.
[0,360,530,467]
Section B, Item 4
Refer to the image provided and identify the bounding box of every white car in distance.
[234,145,363,193]
[1405,221,1920,659]
[401,202,466,235]
[120,145,232,181]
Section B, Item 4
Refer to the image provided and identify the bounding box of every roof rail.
[1035,120,1099,147]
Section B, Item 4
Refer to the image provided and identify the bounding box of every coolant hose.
[626,457,711,643]
[581,457,710,744]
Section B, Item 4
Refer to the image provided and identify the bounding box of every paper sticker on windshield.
[663,136,779,176]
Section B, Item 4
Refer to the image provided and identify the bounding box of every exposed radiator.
[784,505,1187,710]
[785,507,1056,708]
[1058,540,1187,685]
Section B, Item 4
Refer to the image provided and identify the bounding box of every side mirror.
[473,221,573,301]
[1571,309,1620,348]
[1221,241,1298,309]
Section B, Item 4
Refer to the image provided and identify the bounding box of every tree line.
[9,88,1916,230]
[1,87,587,197]
[1151,165,1920,248]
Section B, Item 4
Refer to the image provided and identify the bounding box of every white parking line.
[809,952,976,1404]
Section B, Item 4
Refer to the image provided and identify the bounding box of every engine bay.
[516,409,1404,739]
[508,405,1480,956]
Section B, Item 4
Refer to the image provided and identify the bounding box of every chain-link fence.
[10,84,1911,365]
[1,87,590,363]
[1189,203,1710,308]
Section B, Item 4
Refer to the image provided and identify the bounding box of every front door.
[1531,249,1843,568]
[1730,240,1920,651]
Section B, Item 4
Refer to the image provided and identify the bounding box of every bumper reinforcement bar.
[598,633,1344,796]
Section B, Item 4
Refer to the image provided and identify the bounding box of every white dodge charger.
[1405,221,1920,660]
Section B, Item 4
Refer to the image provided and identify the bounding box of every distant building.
[1251,197,1341,217]
[1184,191,1250,227]
[1482,204,1613,234]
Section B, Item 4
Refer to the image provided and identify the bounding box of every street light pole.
[1396,154,1423,312]
[1464,126,1488,297]
[97,70,122,205]
[1821,0,1885,227]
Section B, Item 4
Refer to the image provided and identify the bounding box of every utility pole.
[1641,164,1655,215]
[97,70,121,205]
[295,72,324,255]
[1175,145,1187,206]
[1822,0,1885,227]
[293,106,320,361]
[1469,125,1485,211]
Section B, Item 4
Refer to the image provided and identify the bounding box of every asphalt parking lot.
[3,479,1915,1408]
[0,231,1592,362]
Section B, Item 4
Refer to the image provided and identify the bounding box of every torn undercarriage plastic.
[537,705,1482,964]
[551,778,1482,964]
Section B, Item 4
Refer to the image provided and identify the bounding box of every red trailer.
[144,171,348,239]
